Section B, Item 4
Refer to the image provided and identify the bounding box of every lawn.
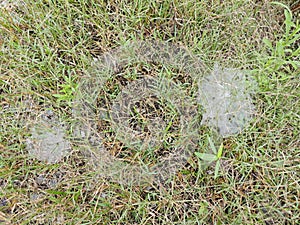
[0,0,299,224]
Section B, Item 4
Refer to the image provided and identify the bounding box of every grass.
[0,0,299,224]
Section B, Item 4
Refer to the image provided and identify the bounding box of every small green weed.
[195,135,224,179]
[53,74,78,106]
[263,5,300,72]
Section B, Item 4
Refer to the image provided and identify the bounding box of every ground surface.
[0,0,299,224]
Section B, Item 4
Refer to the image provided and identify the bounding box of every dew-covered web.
[26,110,71,164]
[72,40,205,185]
[198,64,256,137]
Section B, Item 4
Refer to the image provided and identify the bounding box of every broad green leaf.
[284,10,293,36]
[214,160,220,179]
[195,152,218,162]
[263,38,273,49]
[52,94,65,99]
[217,143,223,159]
[207,135,217,154]
[276,40,284,57]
